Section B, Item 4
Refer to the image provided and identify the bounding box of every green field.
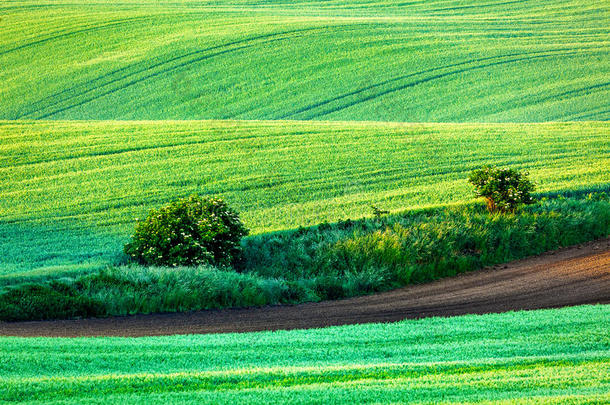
[1,120,608,278]
[1,305,608,403]
[1,0,609,121]
[1,0,609,401]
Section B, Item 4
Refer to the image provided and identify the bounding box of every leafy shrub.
[468,166,535,212]
[124,195,248,267]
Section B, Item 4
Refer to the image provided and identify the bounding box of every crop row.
[0,305,608,403]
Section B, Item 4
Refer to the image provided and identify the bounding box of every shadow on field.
[535,184,610,199]
[0,220,123,286]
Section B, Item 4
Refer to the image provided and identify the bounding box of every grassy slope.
[1,120,609,277]
[1,305,608,403]
[1,0,608,121]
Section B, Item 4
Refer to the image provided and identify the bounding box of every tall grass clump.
[0,266,290,321]
[242,194,610,288]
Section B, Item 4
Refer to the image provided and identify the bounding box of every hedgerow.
[1,194,607,321]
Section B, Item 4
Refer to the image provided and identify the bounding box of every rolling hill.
[1,0,608,121]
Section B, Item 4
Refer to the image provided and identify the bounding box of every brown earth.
[1,237,609,338]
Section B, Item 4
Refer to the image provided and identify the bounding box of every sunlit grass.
[1,305,608,403]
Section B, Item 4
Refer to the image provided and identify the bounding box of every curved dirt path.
[1,238,609,337]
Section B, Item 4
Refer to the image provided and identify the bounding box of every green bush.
[124,195,248,267]
[468,166,535,212]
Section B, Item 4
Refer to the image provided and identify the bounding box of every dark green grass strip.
[0,305,608,404]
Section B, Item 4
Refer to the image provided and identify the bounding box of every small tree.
[124,195,248,267]
[468,166,535,213]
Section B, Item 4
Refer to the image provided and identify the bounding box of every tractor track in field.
[423,0,530,14]
[0,16,153,57]
[18,25,337,119]
[281,46,601,120]
[310,50,597,119]
[1,237,608,338]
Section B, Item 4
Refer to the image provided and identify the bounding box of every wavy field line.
[4,131,271,169]
[423,0,530,14]
[493,82,610,119]
[33,41,289,119]
[17,26,329,119]
[310,50,597,119]
[3,358,602,401]
[281,47,589,119]
[568,108,610,120]
[24,27,322,116]
[0,18,92,48]
[0,16,153,57]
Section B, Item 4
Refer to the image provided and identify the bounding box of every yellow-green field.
[1,120,608,277]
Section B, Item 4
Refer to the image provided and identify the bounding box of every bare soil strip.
[2,238,608,338]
